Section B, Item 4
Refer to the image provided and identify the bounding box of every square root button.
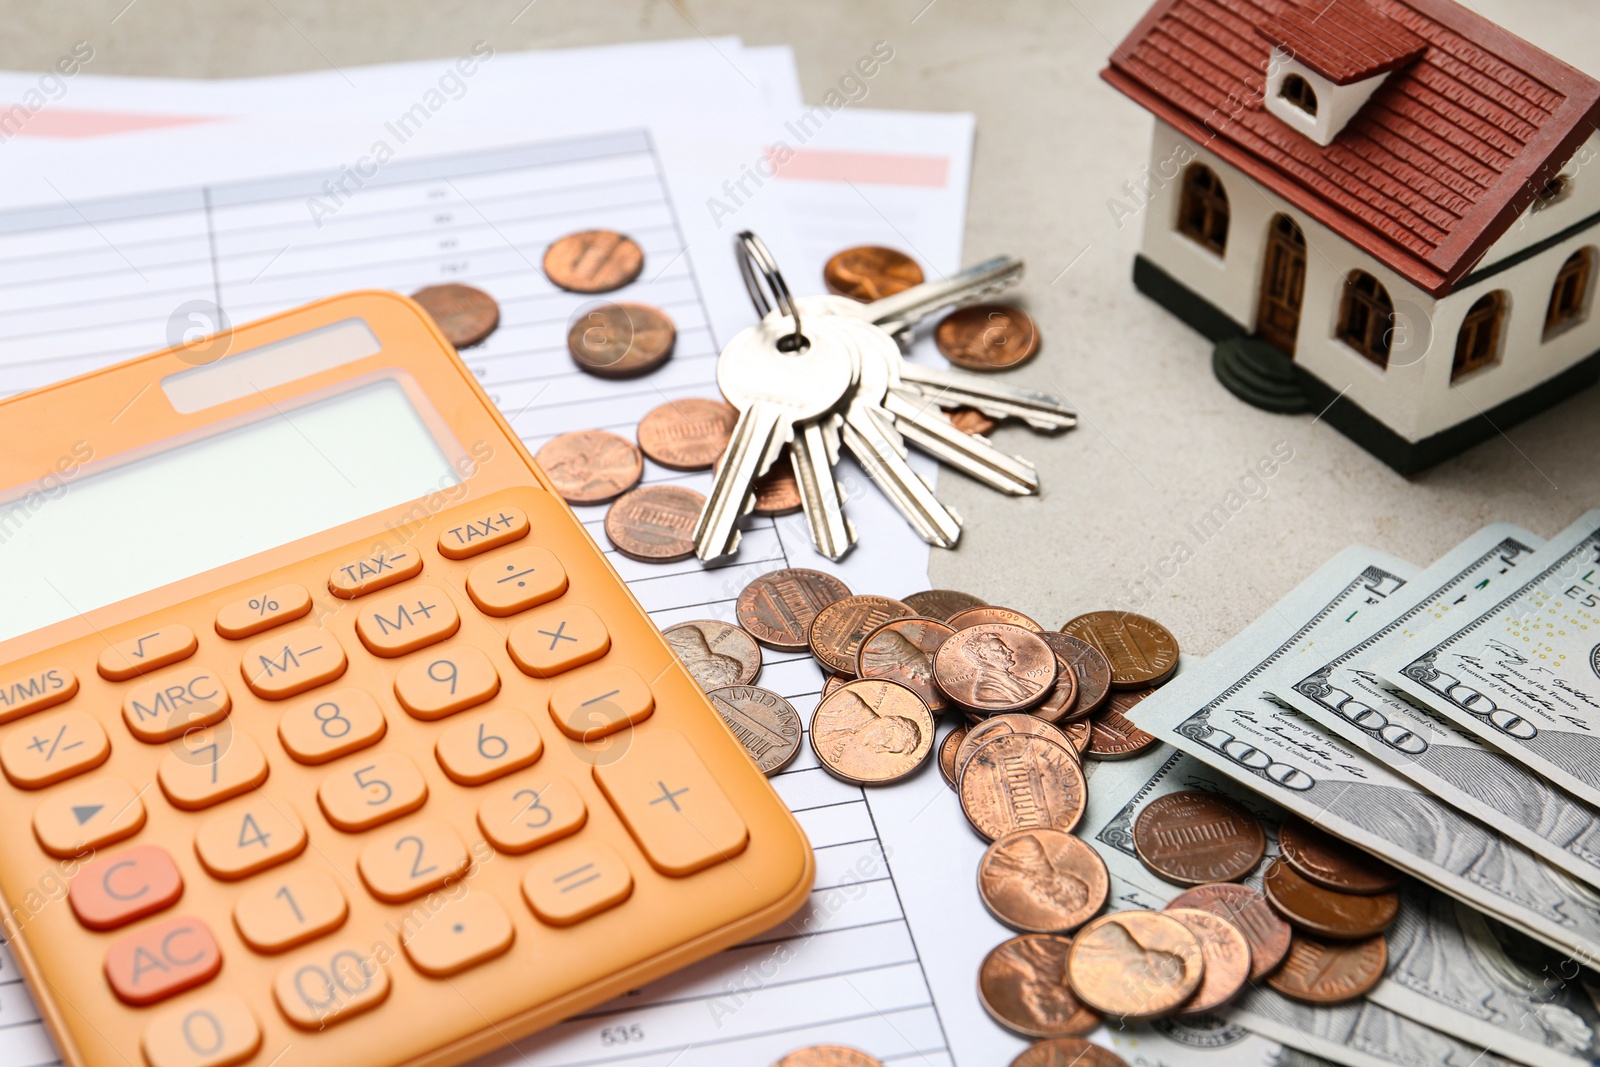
[592,729,748,876]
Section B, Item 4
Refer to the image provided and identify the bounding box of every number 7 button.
[593,729,747,876]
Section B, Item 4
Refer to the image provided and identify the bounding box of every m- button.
[328,548,422,599]
[593,729,748,876]
[99,626,198,681]
[240,627,347,700]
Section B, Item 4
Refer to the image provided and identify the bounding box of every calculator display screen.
[0,378,460,644]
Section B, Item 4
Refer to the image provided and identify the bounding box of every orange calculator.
[0,292,813,1067]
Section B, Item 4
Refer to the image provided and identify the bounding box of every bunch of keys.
[692,233,1076,562]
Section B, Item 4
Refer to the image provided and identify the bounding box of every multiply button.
[521,840,633,926]
[141,993,261,1067]
[0,665,77,724]
[69,845,183,931]
[355,585,460,657]
[2,709,109,788]
[240,627,346,699]
[437,506,529,560]
[104,915,222,1006]
[215,583,313,640]
[122,667,231,743]
[548,665,653,741]
[507,605,609,677]
[33,778,146,857]
[465,546,567,617]
[593,729,749,876]
[328,548,422,599]
[399,890,514,977]
[99,626,198,682]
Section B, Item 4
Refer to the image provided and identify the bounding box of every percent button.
[216,584,313,640]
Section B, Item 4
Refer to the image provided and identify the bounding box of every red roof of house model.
[1103,0,1600,295]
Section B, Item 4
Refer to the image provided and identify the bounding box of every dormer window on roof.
[1257,0,1426,146]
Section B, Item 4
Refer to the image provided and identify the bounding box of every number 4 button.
[592,730,748,876]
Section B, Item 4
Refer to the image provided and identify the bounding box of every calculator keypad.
[276,688,387,765]
[232,869,348,953]
[104,915,222,1006]
[194,802,307,879]
[2,708,110,788]
[158,729,269,811]
[122,667,232,743]
[317,753,427,832]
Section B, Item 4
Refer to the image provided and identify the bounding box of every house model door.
[1257,214,1307,355]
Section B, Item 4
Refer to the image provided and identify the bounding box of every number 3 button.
[476,775,586,854]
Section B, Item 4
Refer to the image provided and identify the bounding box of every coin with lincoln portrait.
[934,623,1057,713]
[809,678,934,786]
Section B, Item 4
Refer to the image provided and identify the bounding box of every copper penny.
[938,724,966,790]
[1278,816,1402,895]
[1085,687,1160,760]
[707,685,801,775]
[1167,882,1291,982]
[1030,652,1080,725]
[1008,1039,1129,1067]
[978,828,1108,934]
[1059,719,1091,758]
[935,304,1040,372]
[566,302,674,378]
[934,624,1057,714]
[956,714,1076,785]
[662,620,762,691]
[979,934,1102,1039]
[773,1048,882,1067]
[1165,907,1251,1016]
[1041,633,1111,717]
[943,406,997,436]
[949,605,1044,632]
[544,229,644,293]
[1132,790,1266,886]
[535,430,643,505]
[602,484,703,563]
[1061,612,1180,689]
[1263,858,1399,939]
[1065,911,1204,1021]
[901,588,988,623]
[960,733,1087,841]
[1266,932,1387,1004]
[822,245,924,302]
[636,397,737,470]
[857,617,955,714]
[807,595,915,677]
[810,678,934,786]
[737,569,852,653]
[821,674,848,701]
[409,283,499,348]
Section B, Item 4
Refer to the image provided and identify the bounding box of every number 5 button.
[318,753,427,832]
[593,729,748,876]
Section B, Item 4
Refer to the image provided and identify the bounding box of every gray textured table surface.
[6,0,1598,653]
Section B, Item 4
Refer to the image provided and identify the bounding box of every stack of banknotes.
[1106,510,1600,1067]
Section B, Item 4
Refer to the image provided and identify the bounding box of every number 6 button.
[358,821,469,902]
[435,709,543,785]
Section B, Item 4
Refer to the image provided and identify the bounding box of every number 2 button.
[358,821,469,903]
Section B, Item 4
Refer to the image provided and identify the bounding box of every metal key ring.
[735,231,804,350]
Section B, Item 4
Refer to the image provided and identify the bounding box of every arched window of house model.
[1338,270,1396,368]
[1453,291,1507,380]
[1280,74,1319,117]
[1545,248,1594,339]
[1177,163,1230,255]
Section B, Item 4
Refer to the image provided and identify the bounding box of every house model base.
[1103,0,1600,477]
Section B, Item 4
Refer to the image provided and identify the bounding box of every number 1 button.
[593,729,748,876]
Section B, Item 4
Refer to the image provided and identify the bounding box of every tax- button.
[99,626,198,682]
[437,506,530,560]
[33,777,146,857]
[400,890,514,977]
[69,845,183,931]
[507,604,609,678]
[593,729,749,876]
[2,709,109,788]
[240,627,346,699]
[215,583,313,640]
[328,548,422,599]
[355,585,460,657]
[122,666,231,743]
[548,666,653,740]
[0,665,77,724]
[466,546,567,617]
[141,992,261,1067]
[104,915,222,1006]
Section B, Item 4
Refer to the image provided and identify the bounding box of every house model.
[1103,0,1600,473]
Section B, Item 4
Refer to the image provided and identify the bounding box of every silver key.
[799,296,1040,496]
[694,315,853,561]
[788,412,856,560]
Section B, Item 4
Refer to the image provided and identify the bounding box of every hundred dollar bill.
[1082,741,1600,1067]
[1274,525,1600,893]
[1379,510,1600,810]
[1132,546,1600,970]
